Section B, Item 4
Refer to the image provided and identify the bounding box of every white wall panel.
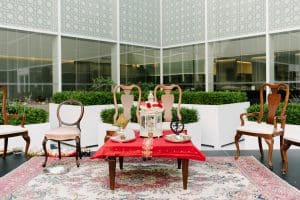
[162,0,205,46]
[120,0,160,46]
[269,0,300,31]
[61,0,114,40]
[208,0,265,40]
[0,0,57,32]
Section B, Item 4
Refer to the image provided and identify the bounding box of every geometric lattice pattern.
[61,0,114,40]
[120,0,160,46]
[208,0,265,40]
[269,0,300,31]
[162,0,205,46]
[0,0,57,32]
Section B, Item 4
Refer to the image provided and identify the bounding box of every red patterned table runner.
[91,130,206,161]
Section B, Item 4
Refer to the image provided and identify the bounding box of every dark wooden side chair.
[154,84,183,168]
[42,100,84,167]
[110,84,141,169]
[235,83,289,169]
[281,127,300,174]
[0,85,30,158]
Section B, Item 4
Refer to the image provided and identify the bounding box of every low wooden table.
[92,130,206,190]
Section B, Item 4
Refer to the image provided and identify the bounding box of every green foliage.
[52,90,247,105]
[51,91,114,105]
[91,76,116,92]
[100,106,198,124]
[0,102,48,125]
[247,103,300,125]
[181,91,247,105]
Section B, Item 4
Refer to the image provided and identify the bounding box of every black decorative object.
[170,120,184,135]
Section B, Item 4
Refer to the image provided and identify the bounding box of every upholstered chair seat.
[0,125,28,135]
[237,122,283,135]
[44,127,80,141]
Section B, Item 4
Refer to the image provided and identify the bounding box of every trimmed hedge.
[0,103,48,125]
[52,91,247,105]
[100,107,198,124]
[247,103,300,125]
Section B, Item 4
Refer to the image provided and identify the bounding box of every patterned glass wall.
[120,0,160,46]
[61,0,114,40]
[208,0,265,40]
[162,0,205,47]
[0,0,57,32]
[269,0,300,31]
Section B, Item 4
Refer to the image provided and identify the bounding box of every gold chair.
[154,84,183,168]
[111,84,141,169]
[42,100,84,167]
[235,83,289,169]
[0,85,30,158]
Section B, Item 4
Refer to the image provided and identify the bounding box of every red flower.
[146,102,151,108]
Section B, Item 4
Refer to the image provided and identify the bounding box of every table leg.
[108,156,116,190]
[182,159,189,190]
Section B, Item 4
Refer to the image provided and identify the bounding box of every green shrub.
[100,106,198,124]
[0,102,48,125]
[52,90,246,105]
[247,103,300,125]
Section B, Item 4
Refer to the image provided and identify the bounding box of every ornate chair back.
[153,84,182,122]
[113,84,142,124]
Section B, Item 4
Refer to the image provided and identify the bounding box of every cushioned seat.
[284,131,300,144]
[45,127,80,141]
[0,125,28,135]
[237,122,283,135]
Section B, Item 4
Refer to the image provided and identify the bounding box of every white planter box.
[49,103,114,148]
[182,102,250,149]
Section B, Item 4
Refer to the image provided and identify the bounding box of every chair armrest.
[273,115,286,129]
[6,113,26,127]
[240,112,260,126]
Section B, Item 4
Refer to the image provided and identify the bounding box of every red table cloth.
[91,130,206,161]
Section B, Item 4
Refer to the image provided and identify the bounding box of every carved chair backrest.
[57,99,84,130]
[154,84,182,122]
[258,83,289,125]
[113,84,142,124]
[0,85,8,124]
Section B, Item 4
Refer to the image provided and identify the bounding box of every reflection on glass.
[0,28,54,100]
[61,37,113,90]
[163,44,205,90]
[211,37,266,92]
[120,44,160,86]
[273,32,300,97]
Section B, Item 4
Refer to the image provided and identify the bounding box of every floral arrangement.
[140,100,163,112]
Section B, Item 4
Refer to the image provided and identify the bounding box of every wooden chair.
[235,83,289,169]
[154,84,183,168]
[111,84,142,169]
[281,127,300,174]
[42,100,84,167]
[0,85,30,158]
[154,84,182,124]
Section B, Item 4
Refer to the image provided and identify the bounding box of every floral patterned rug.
[1,156,299,200]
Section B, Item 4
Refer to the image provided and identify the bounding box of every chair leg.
[234,133,242,160]
[79,139,82,159]
[281,140,292,174]
[42,137,48,167]
[280,135,284,161]
[58,141,61,160]
[22,132,30,159]
[75,137,80,167]
[3,137,8,159]
[119,156,123,170]
[258,137,264,159]
[177,159,182,169]
[264,138,274,169]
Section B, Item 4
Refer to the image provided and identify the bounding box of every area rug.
[0,156,299,200]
